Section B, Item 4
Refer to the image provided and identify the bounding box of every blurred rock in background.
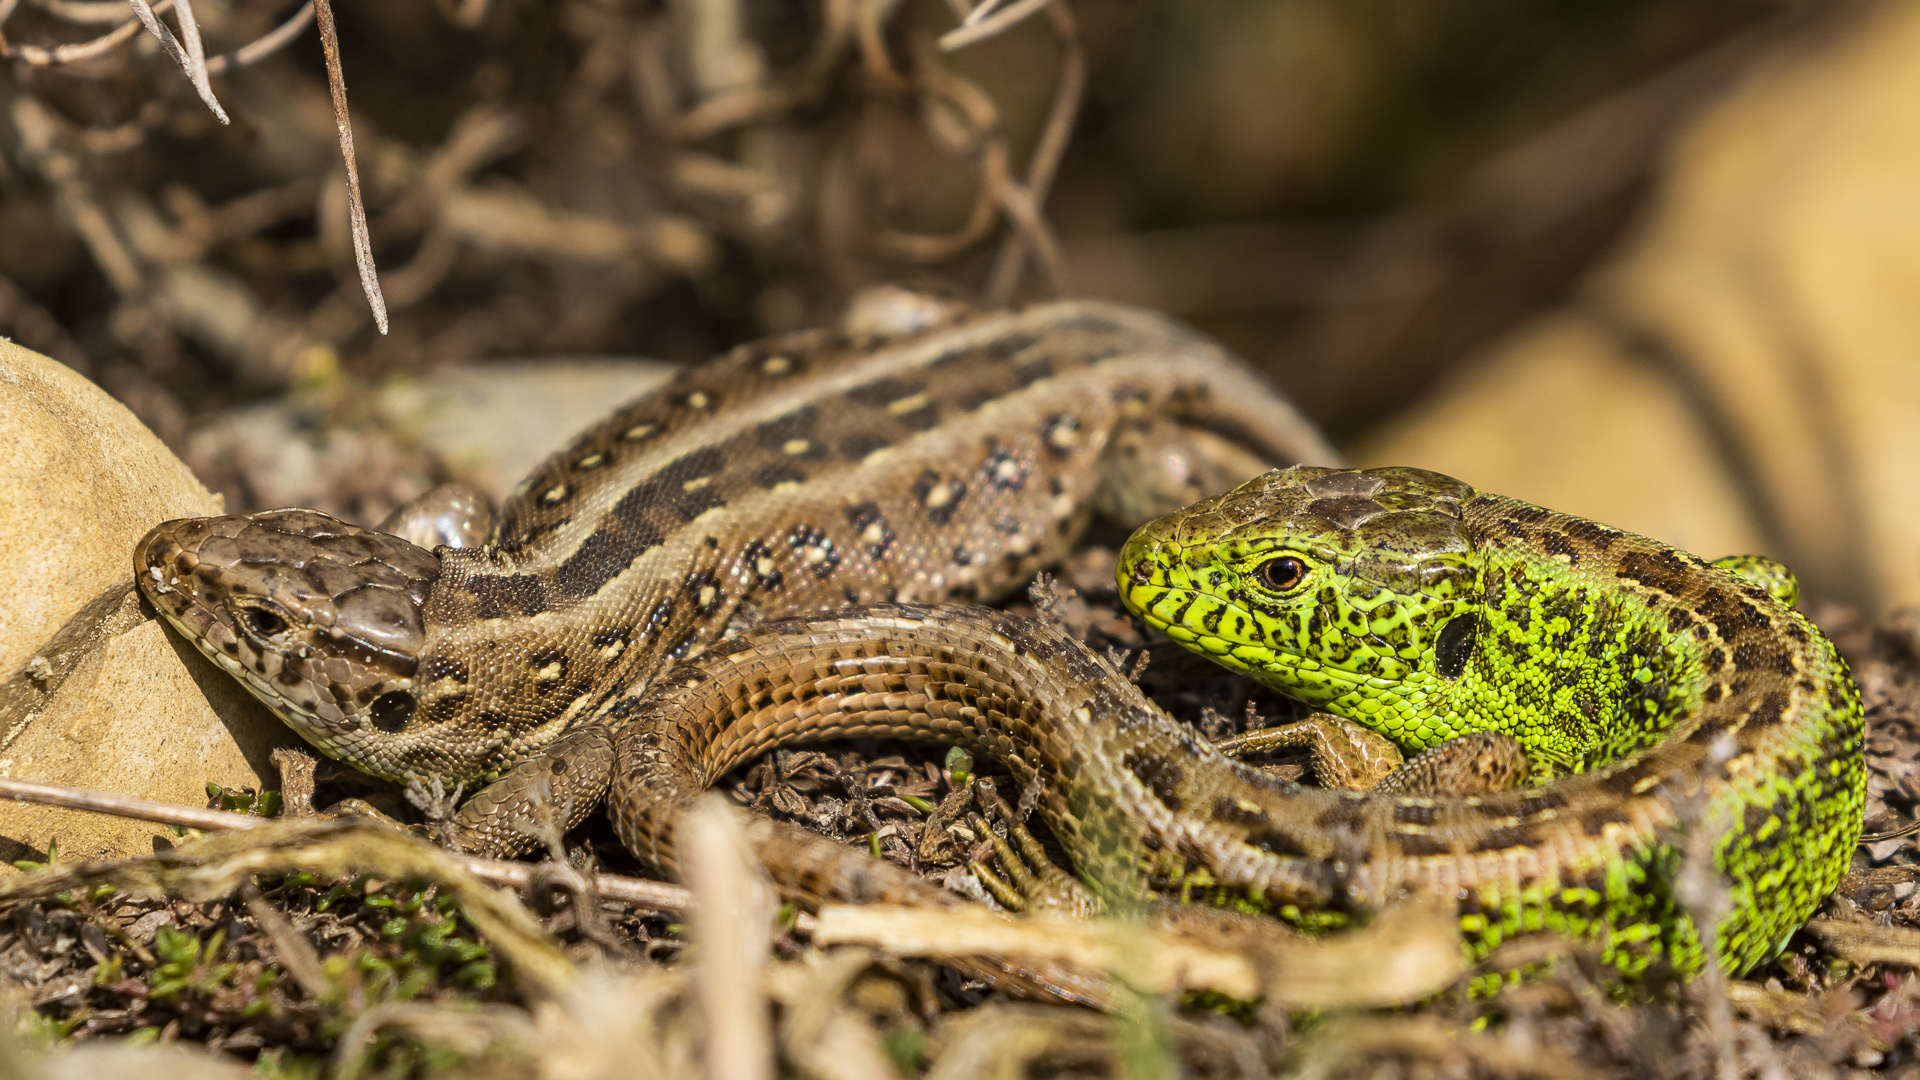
[1360,4,1920,618]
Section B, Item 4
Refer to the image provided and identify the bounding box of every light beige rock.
[1359,313,1767,562]
[0,338,292,866]
[1359,4,1920,616]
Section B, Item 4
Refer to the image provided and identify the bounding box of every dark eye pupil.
[245,609,287,637]
[1258,557,1305,591]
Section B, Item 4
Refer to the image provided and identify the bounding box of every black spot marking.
[1615,549,1691,596]
[740,539,785,592]
[468,574,550,618]
[684,571,725,614]
[839,431,892,459]
[421,657,470,684]
[368,691,414,733]
[754,407,820,452]
[1392,833,1459,858]
[1012,353,1054,386]
[988,331,1041,361]
[984,440,1031,491]
[1732,640,1794,676]
[1041,413,1079,458]
[752,463,809,489]
[846,377,924,410]
[896,398,942,431]
[1434,614,1478,680]
[1539,532,1578,564]
[1391,802,1436,827]
[640,598,675,641]
[1125,752,1185,811]
[1513,790,1568,816]
[419,691,468,725]
[955,386,999,412]
[910,470,967,526]
[786,524,841,577]
[528,647,569,687]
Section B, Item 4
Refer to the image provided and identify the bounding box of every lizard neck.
[1444,501,1710,773]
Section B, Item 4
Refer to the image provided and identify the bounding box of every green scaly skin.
[1118,466,1866,979]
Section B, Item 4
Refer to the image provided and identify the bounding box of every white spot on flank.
[1050,493,1075,518]
[756,556,777,576]
[542,485,568,504]
[925,485,953,509]
[683,476,712,492]
[698,585,717,608]
[862,523,886,545]
[533,660,564,683]
[625,423,655,441]
[762,355,792,376]
[576,453,604,470]
[804,546,828,565]
[686,391,711,409]
[782,439,810,455]
[600,638,627,661]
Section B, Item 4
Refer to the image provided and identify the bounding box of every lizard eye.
[240,606,290,639]
[1255,556,1307,592]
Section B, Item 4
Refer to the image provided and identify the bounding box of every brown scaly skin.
[134,301,1336,856]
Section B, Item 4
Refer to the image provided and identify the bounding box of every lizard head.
[1116,466,1484,714]
[135,510,440,769]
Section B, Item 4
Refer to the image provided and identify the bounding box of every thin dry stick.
[170,0,225,120]
[0,775,692,911]
[38,0,138,23]
[203,0,312,74]
[871,55,1009,262]
[10,96,144,293]
[125,0,229,123]
[982,0,1080,305]
[311,0,389,334]
[2,0,173,66]
[938,0,1051,51]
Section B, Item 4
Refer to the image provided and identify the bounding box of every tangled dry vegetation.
[6,571,1920,1079]
[8,0,1920,1077]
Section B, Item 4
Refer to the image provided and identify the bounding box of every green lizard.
[1117,465,1866,980]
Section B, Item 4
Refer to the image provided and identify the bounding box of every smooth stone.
[0,339,293,865]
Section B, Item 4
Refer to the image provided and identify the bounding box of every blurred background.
[1,0,1914,617]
